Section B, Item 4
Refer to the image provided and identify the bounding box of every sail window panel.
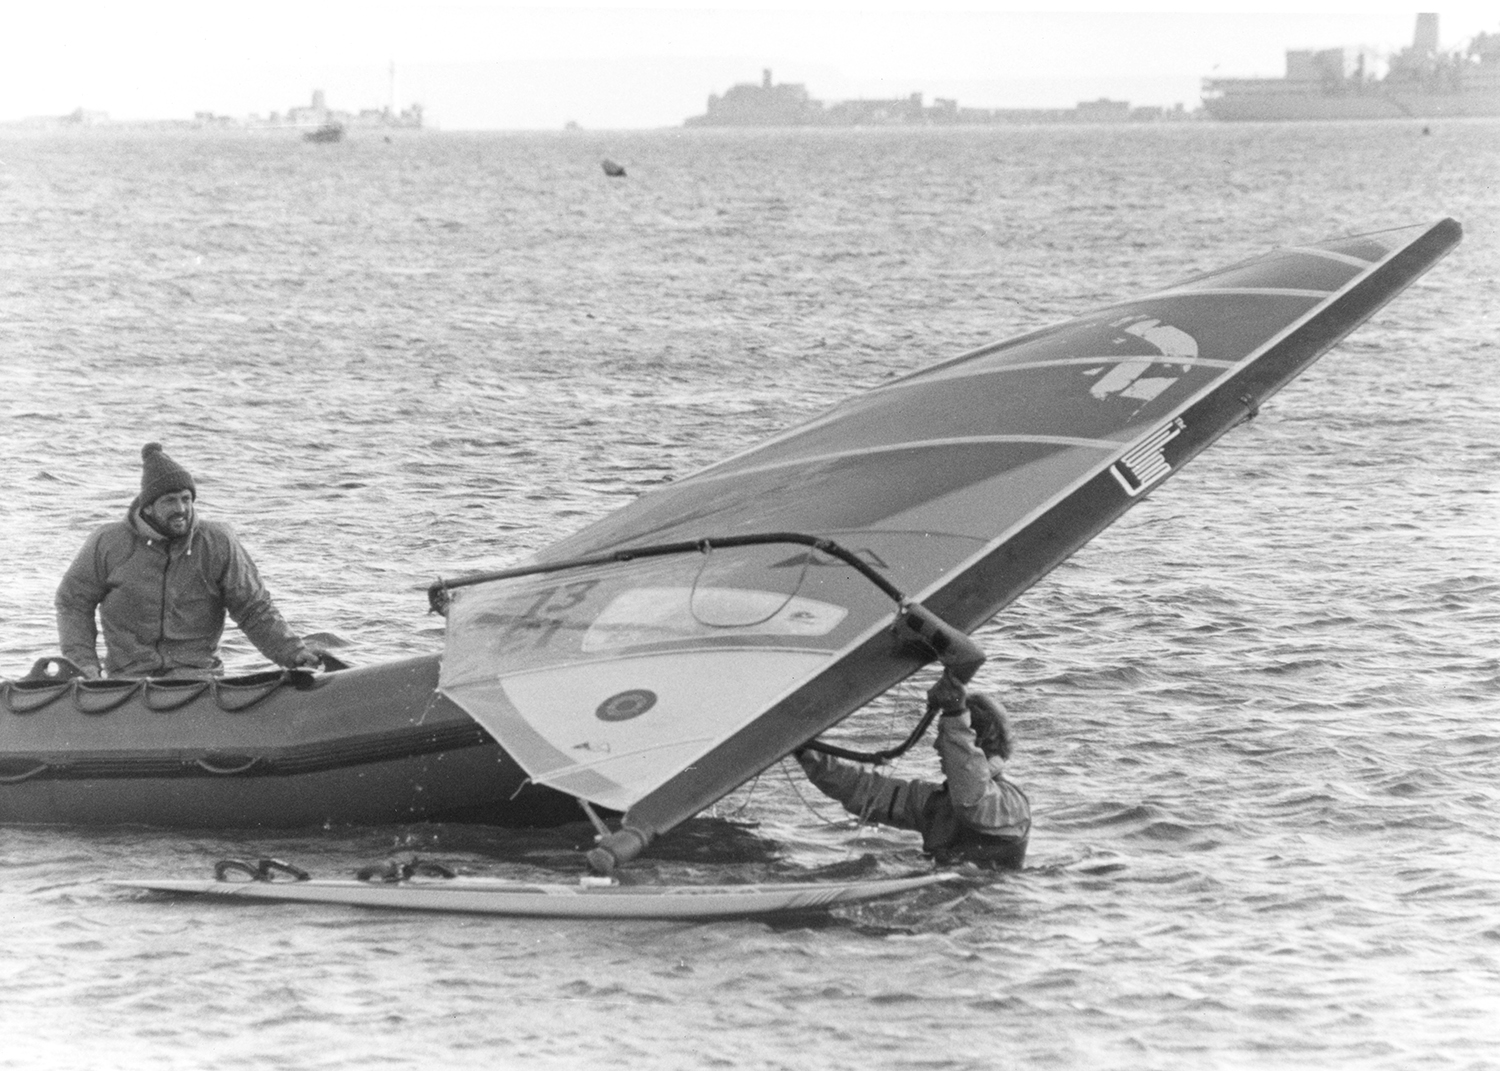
[539,438,1074,559]
[835,294,1323,436]
[708,359,1214,471]
[866,441,1119,543]
[1123,293,1326,364]
[1159,224,1420,290]
[921,291,1325,386]
[538,293,1327,559]
[711,440,1086,534]
[442,549,896,681]
[1161,251,1362,294]
[1099,293,1327,363]
[1316,233,1416,263]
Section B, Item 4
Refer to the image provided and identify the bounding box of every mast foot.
[586,825,652,874]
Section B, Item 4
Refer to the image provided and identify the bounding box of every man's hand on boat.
[290,646,327,671]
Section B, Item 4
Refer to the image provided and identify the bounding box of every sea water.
[0,121,1497,1070]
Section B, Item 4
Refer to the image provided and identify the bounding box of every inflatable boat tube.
[0,655,579,829]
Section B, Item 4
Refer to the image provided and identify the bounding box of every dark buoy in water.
[602,158,626,178]
[1421,125,1432,135]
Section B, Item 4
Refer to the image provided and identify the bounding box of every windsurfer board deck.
[111,872,958,920]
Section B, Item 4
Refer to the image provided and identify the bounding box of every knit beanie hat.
[139,442,197,504]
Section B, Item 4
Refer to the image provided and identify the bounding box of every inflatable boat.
[0,656,578,828]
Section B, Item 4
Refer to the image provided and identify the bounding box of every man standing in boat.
[796,674,1031,868]
[55,442,322,679]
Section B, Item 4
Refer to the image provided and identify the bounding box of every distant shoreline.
[3,115,1489,136]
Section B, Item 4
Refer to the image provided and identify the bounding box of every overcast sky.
[2,2,1496,129]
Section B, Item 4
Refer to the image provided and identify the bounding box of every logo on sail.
[1089,317,1199,404]
[1110,418,1185,497]
[596,689,658,722]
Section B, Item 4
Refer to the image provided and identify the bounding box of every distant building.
[61,107,110,126]
[1202,13,1500,120]
[1284,49,1352,84]
[229,90,423,131]
[684,71,1192,127]
[823,92,926,125]
[0,89,425,132]
[286,90,331,127]
[1074,98,1132,122]
[1412,11,1440,55]
[685,69,824,126]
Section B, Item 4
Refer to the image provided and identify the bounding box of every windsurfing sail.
[435,219,1461,870]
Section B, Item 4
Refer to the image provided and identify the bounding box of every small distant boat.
[304,123,345,144]
[601,158,626,177]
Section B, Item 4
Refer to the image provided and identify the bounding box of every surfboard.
[110,871,959,920]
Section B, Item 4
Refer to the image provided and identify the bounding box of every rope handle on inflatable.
[0,761,50,785]
[195,755,262,776]
[213,858,311,883]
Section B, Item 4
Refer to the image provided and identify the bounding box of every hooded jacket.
[797,707,1031,868]
[55,504,305,678]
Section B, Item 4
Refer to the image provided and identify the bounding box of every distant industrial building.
[687,70,824,126]
[685,70,1190,127]
[1202,13,1500,121]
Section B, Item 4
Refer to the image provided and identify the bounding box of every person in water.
[796,673,1031,868]
[55,442,322,679]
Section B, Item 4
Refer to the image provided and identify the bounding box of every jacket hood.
[128,499,199,546]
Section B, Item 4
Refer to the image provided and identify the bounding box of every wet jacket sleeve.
[55,529,108,674]
[215,528,305,667]
[934,710,995,808]
[935,710,1029,835]
[795,749,937,831]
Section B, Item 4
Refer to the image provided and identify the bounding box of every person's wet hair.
[966,693,1012,760]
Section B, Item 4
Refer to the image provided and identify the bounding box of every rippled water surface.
[1,122,1498,1070]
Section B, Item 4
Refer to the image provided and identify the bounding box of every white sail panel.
[443,648,834,812]
[438,547,886,812]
